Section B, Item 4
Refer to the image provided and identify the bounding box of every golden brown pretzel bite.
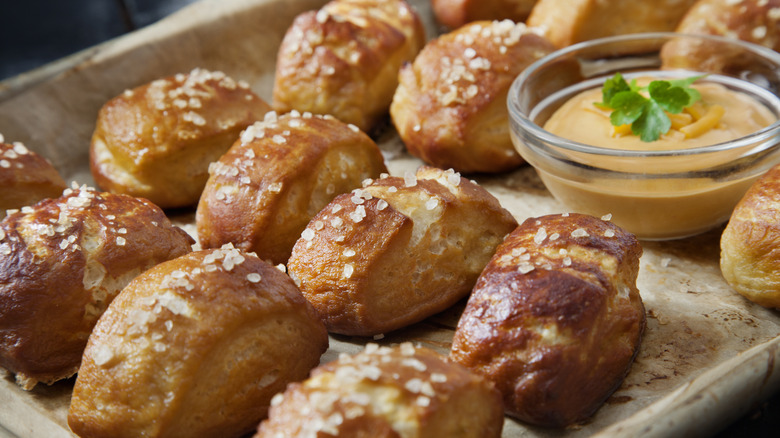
[256,343,504,438]
[527,0,697,48]
[391,20,555,173]
[68,246,328,438]
[721,164,780,309]
[196,110,387,265]
[432,0,538,29]
[451,213,645,427]
[273,0,426,132]
[0,137,66,220]
[0,186,193,389]
[287,166,518,336]
[90,68,271,208]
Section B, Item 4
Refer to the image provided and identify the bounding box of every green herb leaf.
[648,80,690,114]
[601,72,632,106]
[595,73,706,142]
[632,100,671,142]
[609,91,647,126]
[659,75,705,106]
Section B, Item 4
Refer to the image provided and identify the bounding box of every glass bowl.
[508,32,780,240]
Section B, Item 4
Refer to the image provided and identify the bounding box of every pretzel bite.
[0,137,66,220]
[255,343,504,438]
[287,166,518,336]
[90,68,271,209]
[432,0,538,29]
[196,111,388,265]
[272,0,426,132]
[527,0,697,48]
[68,246,329,438]
[662,0,780,71]
[721,164,780,308]
[0,186,193,390]
[450,213,645,427]
[390,20,555,174]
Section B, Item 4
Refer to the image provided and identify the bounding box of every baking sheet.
[1,0,779,437]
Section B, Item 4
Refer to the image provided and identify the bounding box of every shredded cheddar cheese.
[681,104,725,139]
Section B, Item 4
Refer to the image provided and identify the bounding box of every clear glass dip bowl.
[508,33,780,240]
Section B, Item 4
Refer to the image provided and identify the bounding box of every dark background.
[0,0,195,80]
[1,0,778,436]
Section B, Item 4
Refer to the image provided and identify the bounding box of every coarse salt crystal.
[349,205,366,223]
[12,144,28,155]
[534,227,547,244]
[92,345,114,366]
[518,262,535,274]
[270,393,284,407]
[445,169,461,186]
[431,373,447,383]
[405,378,424,393]
[404,172,417,187]
[571,228,589,238]
[343,263,354,278]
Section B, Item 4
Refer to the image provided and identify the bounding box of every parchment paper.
[0,0,778,437]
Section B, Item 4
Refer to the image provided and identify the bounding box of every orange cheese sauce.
[535,79,778,240]
[544,80,775,150]
[544,78,776,150]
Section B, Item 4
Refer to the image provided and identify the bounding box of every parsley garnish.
[597,73,705,142]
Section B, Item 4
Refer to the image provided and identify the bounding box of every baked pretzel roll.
[662,0,780,71]
[721,164,780,308]
[272,0,426,132]
[287,166,518,336]
[90,68,271,209]
[432,0,538,29]
[450,213,645,427]
[0,137,66,220]
[390,20,555,174]
[255,343,504,438]
[68,246,329,438]
[527,0,697,48]
[196,111,388,265]
[0,186,193,390]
